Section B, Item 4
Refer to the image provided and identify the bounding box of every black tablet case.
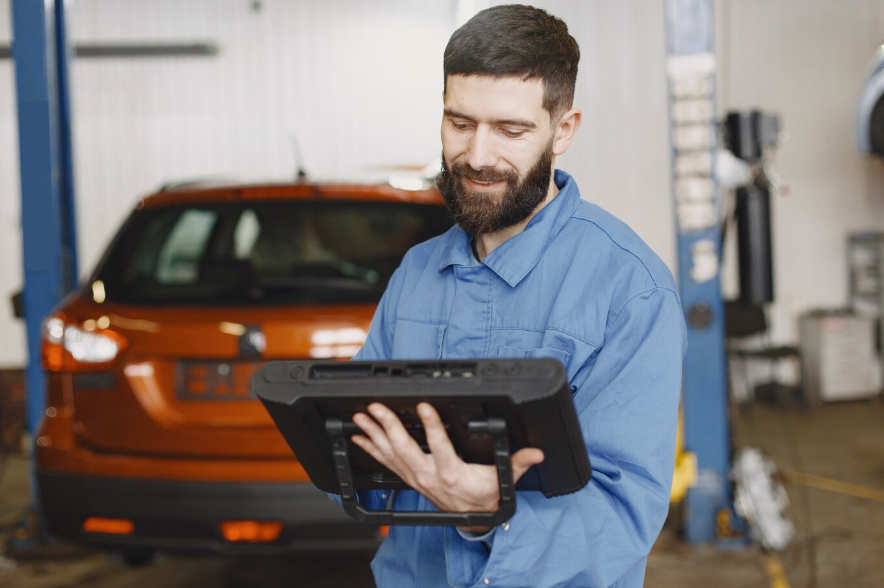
[254,359,591,500]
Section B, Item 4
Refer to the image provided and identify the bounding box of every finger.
[511,448,545,484]
[351,435,407,478]
[352,412,399,463]
[416,403,461,475]
[367,403,429,469]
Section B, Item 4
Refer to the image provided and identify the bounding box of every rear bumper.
[37,470,381,555]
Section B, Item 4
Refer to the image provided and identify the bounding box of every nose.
[465,127,498,170]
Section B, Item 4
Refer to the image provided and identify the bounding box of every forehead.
[444,74,549,125]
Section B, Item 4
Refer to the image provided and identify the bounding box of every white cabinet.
[799,312,880,403]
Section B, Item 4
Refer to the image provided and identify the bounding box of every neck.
[473,172,559,262]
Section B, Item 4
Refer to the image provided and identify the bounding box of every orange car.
[35,180,452,563]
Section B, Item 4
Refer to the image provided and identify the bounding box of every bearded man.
[347,5,686,587]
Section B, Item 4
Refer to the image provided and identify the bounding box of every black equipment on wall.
[857,49,884,157]
[735,177,774,305]
[725,111,780,306]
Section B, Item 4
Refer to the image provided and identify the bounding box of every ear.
[551,108,582,156]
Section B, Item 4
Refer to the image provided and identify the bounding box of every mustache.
[449,162,518,185]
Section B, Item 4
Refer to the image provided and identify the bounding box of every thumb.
[511,447,544,484]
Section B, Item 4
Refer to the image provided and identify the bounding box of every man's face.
[437,75,557,235]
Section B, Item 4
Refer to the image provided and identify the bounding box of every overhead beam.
[0,42,219,59]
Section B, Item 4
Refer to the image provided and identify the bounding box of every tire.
[120,549,156,567]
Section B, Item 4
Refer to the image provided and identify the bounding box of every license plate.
[177,361,265,401]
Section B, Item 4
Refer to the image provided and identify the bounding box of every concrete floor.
[1,400,882,588]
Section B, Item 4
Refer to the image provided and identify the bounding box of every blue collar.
[437,169,581,287]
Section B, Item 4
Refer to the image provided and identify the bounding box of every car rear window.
[95,200,453,306]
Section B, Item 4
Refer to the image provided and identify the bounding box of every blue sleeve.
[456,526,495,549]
[444,287,686,588]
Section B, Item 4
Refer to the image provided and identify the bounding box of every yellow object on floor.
[764,553,792,588]
[670,409,697,503]
[781,470,884,503]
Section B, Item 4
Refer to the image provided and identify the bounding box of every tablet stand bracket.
[326,417,516,527]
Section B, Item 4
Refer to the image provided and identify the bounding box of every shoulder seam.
[610,286,680,326]
[569,213,659,288]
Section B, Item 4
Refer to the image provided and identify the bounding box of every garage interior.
[2,1,884,587]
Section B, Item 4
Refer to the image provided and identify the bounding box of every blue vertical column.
[12,0,77,462]
[664,0,732,544]
[54,0,79,287]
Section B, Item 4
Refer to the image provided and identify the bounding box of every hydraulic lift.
[8,0,79,547]
[665,0,747,545]
[10,0,79,539]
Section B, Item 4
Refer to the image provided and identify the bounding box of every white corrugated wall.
[69,0,455,273]
[0,0,22,367]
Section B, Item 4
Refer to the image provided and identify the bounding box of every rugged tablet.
[254,358,591,526]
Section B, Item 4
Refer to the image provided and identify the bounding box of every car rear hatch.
[67,304,374,459]
[61,195,453,459]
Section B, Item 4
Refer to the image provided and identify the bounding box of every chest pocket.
[391,319,447,360]
[493,346,572,370]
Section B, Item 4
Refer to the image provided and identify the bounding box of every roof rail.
[157,177,234,192]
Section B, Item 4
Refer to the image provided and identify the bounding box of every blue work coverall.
[350,170,686,588]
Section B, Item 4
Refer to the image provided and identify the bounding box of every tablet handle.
[326,418,516,527]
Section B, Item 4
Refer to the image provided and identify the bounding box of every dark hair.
[443,4,580,119]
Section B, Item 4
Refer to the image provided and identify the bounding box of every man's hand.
[351,402,544,534]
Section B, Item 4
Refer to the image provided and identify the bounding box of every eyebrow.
[443,107,537,129]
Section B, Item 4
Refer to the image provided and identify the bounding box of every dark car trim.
[37,470,382,555]
[72,372,117,389]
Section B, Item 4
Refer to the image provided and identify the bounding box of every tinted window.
[96,200,453,306]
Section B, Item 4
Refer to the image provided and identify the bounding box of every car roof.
[140,180,444,209]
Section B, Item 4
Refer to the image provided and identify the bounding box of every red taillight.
[83,517,134,535]
[219,520,283,543]
[42,312,127,372]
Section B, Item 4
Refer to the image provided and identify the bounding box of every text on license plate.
[177,361,265,401]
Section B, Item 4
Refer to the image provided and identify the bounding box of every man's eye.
[452,121,472,131]
[501,129,524,138]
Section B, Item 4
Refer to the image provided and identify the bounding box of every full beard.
[435,141,554,236]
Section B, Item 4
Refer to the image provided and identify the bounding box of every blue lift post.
[53,0,80,287]
[664,0,740,544]
[11,0,79,531]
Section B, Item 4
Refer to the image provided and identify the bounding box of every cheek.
[441,130,468,161]
[503,146,538,175]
